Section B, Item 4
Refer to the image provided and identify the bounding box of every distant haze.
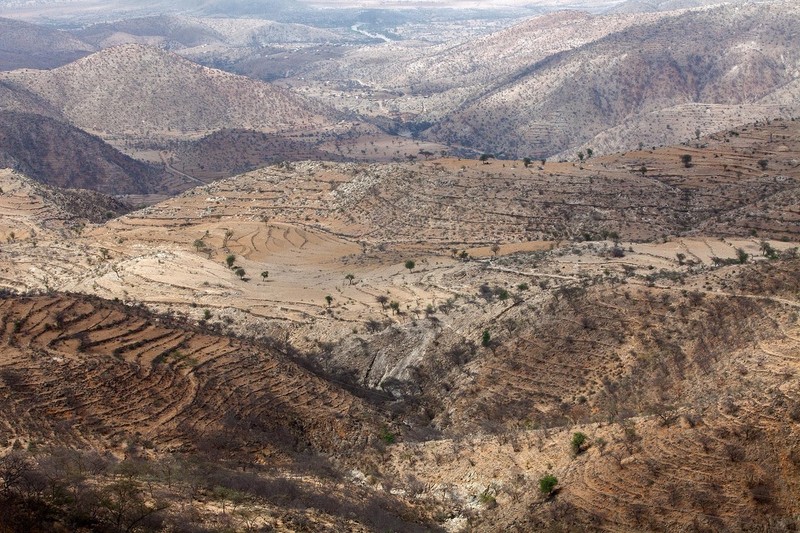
[295,0,620,6]
[0,0,624,10]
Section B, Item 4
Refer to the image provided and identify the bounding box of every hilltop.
[0,44,340,139]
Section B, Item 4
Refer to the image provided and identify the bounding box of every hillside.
[606,0,752,13]
[427,1,800,158]
[386,255,800,531]
[0,111,163,195]
[195,16,352,45]
[1,115,800,530]
[163,124,446,182]
[0,168,128,244]
[0,44,339,139]
[0,292,436,532]
[73,15,226,49]
[290,1,800,159]
[0,17,93,70]
[0,79,62,119]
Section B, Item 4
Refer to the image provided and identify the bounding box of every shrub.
[379,428,396,444]
[539,474,558,495]
[736,248,749,264]
[478,488,497,508]
[571,432,587,454]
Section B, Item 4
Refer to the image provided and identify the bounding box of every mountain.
[73,15,227,49]
[0,17,94,70]
[0,111,162,195]
[296,1,800,159]
[606,0,753,14]
[0,44,339,138]
[425,1,800,158]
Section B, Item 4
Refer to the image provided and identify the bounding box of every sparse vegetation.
[3,10,800,532]
[481,329,491,347]
[379,427,396,444]
[571,432,588,455]
[539,474,558,496]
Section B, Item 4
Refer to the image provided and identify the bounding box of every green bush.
[571,432,587,454]
[539,474,558,495]
[380,427,396,444]
[481,330,491,347]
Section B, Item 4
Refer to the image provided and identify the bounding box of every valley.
[1,0,800,531]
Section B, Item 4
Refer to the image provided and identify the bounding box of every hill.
[0,168,129,244]
[0,111,163,195]
[2,112,800,530]
[0,16,94,70]
[0,44,339,139]
[294,1,800,159]
[426,1,800,158]
[73,15,228,50]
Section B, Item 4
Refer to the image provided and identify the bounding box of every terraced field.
[2,118,800,531]
[378,258,800,531]
[0,293,379,456]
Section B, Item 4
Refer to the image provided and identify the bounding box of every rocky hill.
[1,117,800,530]
[0,44,339,138]
[0,110,163,195]
[0,16,94,70]
[72,15,227,50]
[426,0,800,158]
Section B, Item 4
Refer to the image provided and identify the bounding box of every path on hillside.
[159,152,204,186]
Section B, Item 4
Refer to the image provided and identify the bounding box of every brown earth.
[1,118,800,530]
